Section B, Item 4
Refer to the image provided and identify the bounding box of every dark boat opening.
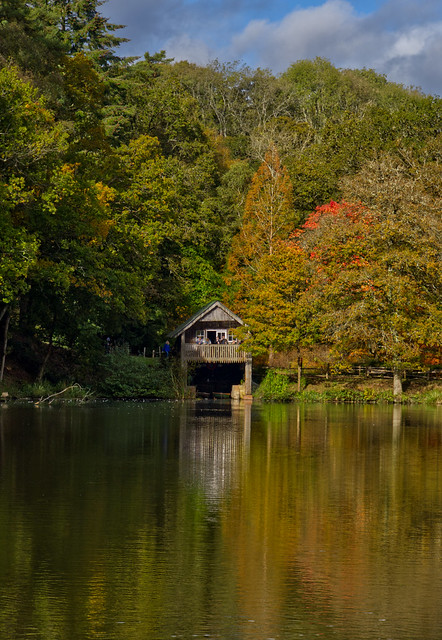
[191,363,244,397]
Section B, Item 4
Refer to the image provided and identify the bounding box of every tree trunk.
[0,308,11,383]
[297,356,303,392]
[0,303,8,324]
[36,336,53,383]
[393,368,402,401]
[36,311,57,382]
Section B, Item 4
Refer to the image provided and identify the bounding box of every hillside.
[0,1,441,393]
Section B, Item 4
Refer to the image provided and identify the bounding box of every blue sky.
[104,0,442,95]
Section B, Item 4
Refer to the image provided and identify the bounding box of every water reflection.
[0,401,441,640]
[178,400,251,502]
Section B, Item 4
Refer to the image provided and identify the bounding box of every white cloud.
[164,34,215,66]
[105,0,442,95]
[230,0,357,70]
[382,26,442,93]
[227,0,442,93]
[388,24,440,59]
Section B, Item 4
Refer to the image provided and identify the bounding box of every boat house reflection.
[179,401,251,501]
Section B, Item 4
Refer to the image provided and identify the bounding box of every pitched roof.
[168,300,244,339]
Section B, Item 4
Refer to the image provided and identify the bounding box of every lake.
[0,400,441,640]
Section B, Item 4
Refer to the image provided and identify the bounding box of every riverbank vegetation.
[1,0,441,401]
[255,368,442,405]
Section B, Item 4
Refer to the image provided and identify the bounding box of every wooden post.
[181,334,188,386]
[0,309,10,383]
[244,356,252,396]
[297,356,303,393]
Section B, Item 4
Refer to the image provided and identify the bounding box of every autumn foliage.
[227,180,441,382]
[0,4,441,388]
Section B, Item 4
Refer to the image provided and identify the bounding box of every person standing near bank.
[163,340,171,357]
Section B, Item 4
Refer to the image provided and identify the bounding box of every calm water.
[0,400,441,640]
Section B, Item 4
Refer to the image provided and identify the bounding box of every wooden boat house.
[169,301,252,397]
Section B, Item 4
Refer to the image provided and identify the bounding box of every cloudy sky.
[104,0,442,96]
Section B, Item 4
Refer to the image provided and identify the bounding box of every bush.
[255,369,293,402]
[97,350,178,399]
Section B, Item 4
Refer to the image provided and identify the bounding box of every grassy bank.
[1,350,186,402]
[255,369,442,405]
[2,355,441,405]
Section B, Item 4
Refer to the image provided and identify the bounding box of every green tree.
[0,65,67,378]
[0,0,66,93]
[108,134,224,334]
[103,53,206,158]
[59,53,109,161]
[29,0,126,67]
[282,58,442,224]
[21,163,117,379]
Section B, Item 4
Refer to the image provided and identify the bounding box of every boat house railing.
[182,344,249,364]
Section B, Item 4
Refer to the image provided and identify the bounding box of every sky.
[104,0,442,96]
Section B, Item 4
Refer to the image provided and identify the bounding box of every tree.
[228,146,295,274]
[21,162,117,379]
[299,184,442,397]
[0,0,66,92]
[174,60,251,140]
[224,148,313,360]
[103,51,173,145]
[29,0,126,67]
[59,53,108,158]
[0,65,67,379]
[108,134,224,334]
[281,58,442,225]
[282,57,365,134]
[234,242,311,358]
[227,147,296,310]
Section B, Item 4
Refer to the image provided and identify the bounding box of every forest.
[0,0,441,398]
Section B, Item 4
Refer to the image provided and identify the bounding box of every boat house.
[169,301,252,397]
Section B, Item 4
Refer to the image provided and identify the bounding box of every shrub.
[97,350,177,399]
[255,369,293,402]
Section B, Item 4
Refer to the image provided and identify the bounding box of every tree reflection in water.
[0,401,441,640]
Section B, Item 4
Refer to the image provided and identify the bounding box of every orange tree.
[226,147,296,310]
[224,146,314,355]
[235,241,312,356]
[298,182,442,397]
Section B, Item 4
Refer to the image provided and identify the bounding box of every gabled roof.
[168,300,244,339]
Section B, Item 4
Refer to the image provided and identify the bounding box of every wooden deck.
[182,344,249,363]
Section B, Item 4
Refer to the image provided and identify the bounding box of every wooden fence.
[277,365,441,381]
